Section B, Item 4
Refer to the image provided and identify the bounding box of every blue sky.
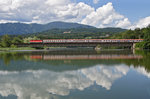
[75,0,150,22]
[0,0,150,29]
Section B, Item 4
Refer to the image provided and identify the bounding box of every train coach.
[30,39,144,43]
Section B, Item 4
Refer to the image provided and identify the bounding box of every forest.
[0,25,150,49]
[111,25,150,49]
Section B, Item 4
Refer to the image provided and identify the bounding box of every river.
[0,49,150,99]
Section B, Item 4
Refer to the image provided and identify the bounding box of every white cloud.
[0,0,94,24]
[93,0,99,4]
[45,0,70,6]
[0,0,149,29]
[81,2,131,28]
[130,16,150,29]
[116,18,131,28]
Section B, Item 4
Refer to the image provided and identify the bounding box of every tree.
[12,37,22,44]
[23,36,40,43]
[1,35,11,47]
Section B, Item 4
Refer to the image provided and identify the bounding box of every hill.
[28,27,126,39]
[0,21,94,35]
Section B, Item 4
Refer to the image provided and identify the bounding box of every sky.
[0,0,150,29]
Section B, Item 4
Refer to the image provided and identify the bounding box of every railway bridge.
[16,39,144,49]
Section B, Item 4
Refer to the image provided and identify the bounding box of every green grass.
[0,47,36,51]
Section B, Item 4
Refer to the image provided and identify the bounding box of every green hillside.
[0,21,94,35]
[27,27,126,39]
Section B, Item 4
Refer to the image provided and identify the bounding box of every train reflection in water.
[30,55,143,60]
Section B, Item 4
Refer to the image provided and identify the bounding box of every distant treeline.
[26,28,126,39]
[111,25,150,49]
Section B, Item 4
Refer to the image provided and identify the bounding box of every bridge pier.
[131,43,136,49]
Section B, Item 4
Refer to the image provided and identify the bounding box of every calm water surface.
[0,49,150,99]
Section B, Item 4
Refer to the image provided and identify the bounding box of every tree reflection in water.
[0,50,150,99]
[0,50,150,71]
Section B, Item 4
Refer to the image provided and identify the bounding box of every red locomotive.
[30,40,43,43]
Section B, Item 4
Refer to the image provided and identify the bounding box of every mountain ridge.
[0,21,95,35]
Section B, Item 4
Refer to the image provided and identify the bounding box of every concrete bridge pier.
[131,43,136,49]
[131,43,136,54]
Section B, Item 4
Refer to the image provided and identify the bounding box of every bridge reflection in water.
[0,50,150,99]
[30,55,143,60]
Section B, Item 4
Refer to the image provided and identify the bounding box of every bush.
[136,40,150,49]
[11,44,17,48]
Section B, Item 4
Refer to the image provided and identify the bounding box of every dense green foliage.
[135,39,150,49]
[1,35,11,47]
[23,36,40,43]
[12,36,23,44]
[111,25,150,49]
[0,35,23,48]
[111,25,150,39]
[28,28,126,39]
[0,34,41,48]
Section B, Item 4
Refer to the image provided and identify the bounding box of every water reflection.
[0,49,150,99]
[30,55,143,60]
[0,64,129,98]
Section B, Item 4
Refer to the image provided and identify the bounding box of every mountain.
[0,21,94,35]
[28,27,126,39]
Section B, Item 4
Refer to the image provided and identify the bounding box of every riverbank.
[0,47,36,51]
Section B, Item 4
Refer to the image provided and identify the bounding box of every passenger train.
[30,39,144,43]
